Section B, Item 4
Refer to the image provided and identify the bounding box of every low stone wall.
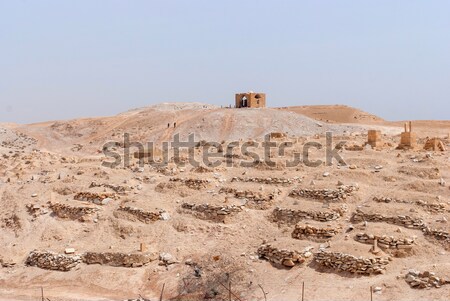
[219,187,274,209]
[314,251,389,275]
[351,209,426,229]
[373,197,447,213]
[354,233,415,250]
[292,225,339,241]
[90,181,130,193]
[422,227,450,248]
[405,270,450,289]
[115,206,166,223]
[48,202,98,221]
[169,178,209,190]
[271,207,341,225]
[180,203,243,222]
[231,177,299,185]
[257,244,305,267]
[74,192,116,205]
[82,252,157,267]
[289,185,357,202]
[26,251,81,271]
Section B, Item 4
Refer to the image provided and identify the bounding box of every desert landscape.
[0,102,449,301]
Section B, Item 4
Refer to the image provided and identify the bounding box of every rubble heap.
[90,181,130,193]
[26,250,81,271]
[373,197,447,213]
[48,202,98,221]
[219,187,275,209]
[354,233,415,250]
[271,207,341,225]
[180,203,243,222]
[289,185,357,202]
[115,206,167,223]
[257,244,305,267]
[26,203,47,218]
[291,225,339,241]
[82,252,157,267]
[405,270,450,289]
[74,192,116,205]
[352,209,426,229]
[314,251,389,275]
[231,177,299,185]
[169,178,210,189]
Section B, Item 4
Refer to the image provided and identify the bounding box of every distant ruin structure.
[235,92,266,108]
[367,130,383,148]
[423,138,446,151]
[397,121,417,149]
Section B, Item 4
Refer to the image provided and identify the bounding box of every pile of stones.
[405,270,450,289]
[181,203,243,222]
[257,244,306,267]
[292,225,339,241]
[115,206,168,223]
[25,203,48,218]
[352,209,426,229]
[48,202,98,221]
[289,185,357,202]
[271,207,341,225]
[26,250,81,271]
[90,181,130,193]
[422,227,450,247]
[314,251,389,275]
[82,252,158,267]
[354,233,414,250]
[373,197,447,213]
[169,178,210,190]
[219,187,275,209]
[231,177,299,185]
[74,192,116,205]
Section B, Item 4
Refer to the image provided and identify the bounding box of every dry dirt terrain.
[0,103,449,301]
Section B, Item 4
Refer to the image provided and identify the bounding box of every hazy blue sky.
[1,1,449,123]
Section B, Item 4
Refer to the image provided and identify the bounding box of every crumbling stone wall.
[292,225,339,241]
[48,202,98,221]
[289,185,357,202]
[231,177,299,185]
[257,244,305,267]
[90,181,130,193]
[180,203,243,223]
[115,206,166,223]
[26,251,81,271]
[219,187,275,209]
[373,197,447,213]
[405,270,450,289]
[82,252,157,267]
[354,233,415,250]
[74,192,116,205]
[314,251,389,275]
[169,178,210,190]
[271,207,341,225]
[352,209,426,229]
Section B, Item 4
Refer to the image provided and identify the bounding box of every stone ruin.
[397,121,417,149]
[271,207,342,225]
[231,176,299,185]
[48,202,98,222]
[26,250,158,271]
[367,130,383,148]
[289,185,357,202]
[82,252,158,267]
[115,206,168,223]
[405,270,450,289]
[257,244,306,268]
[291,225,339,241]
[423,137,446,151]
[90,181,131,193]
[169,178,210,190]
[314,251,389,275]
[26,250,81,271]
[354,233,415,250]
[26,203,48,218]
[373,196,447,213]
[218,187,275,209]
[74,192,116,205]
[180,203,243,223]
